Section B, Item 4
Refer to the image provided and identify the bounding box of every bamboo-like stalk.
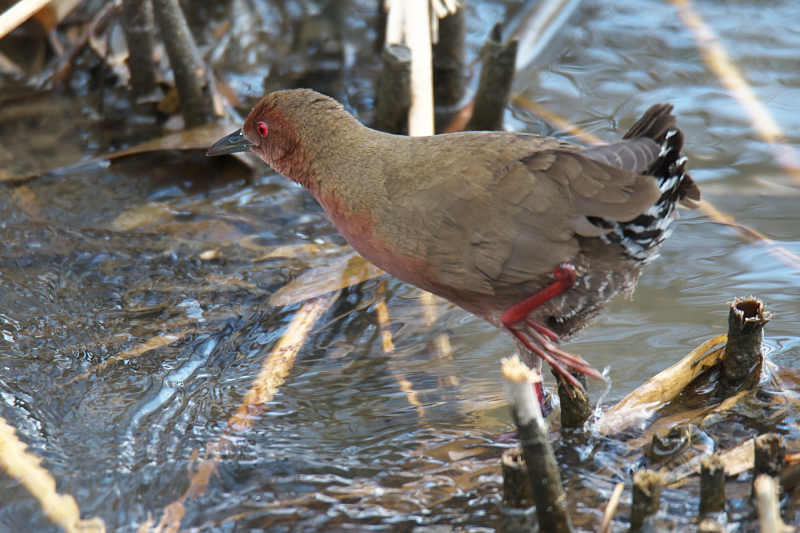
[501,355,574,533]
[227,295,337,431]
[405,0,434,136]
[150,0,208,128]
[122,0,158,100]
[598,482,624,533]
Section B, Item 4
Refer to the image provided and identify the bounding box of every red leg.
[500,263,577,325]
[500,263,604,391]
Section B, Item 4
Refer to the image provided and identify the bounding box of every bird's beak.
[207,129,253,156]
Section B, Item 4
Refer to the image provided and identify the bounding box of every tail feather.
[608,104,700,260]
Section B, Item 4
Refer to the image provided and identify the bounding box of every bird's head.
[207,89,361,184]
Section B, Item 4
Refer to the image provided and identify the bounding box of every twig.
[719,297,771,395]
[419,290,452,358]
[151,0,208,128]
[598,482,624,533]
[501,355,574,533]
[0,418,106,533]
[228,295,337,431]
[375,282,396,353]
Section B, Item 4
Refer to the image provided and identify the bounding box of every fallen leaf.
[269,250,384,307]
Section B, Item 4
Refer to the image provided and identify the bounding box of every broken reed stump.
[699,453,725,517]
[151,0,209,128]
[754,433,786,498]
[646,426,689,465]
[719,297,771,395]
[467,23,518,132]
[630,469,661,532]
[556,369,591,429]
[501,355,574,533]
[432,0,466,128]
[122,0,158,101]
[501,447,534,508]
[375,44,412,135]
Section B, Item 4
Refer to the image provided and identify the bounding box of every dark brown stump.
[122,0,158,101]
[630,469,661,532]
[501,447,534,508]
[699,453,726,516]
[432,1,466,126]
[646,426,689,465]
[502,356,574,533]
[467,23,518,132]
[556,370,591,429]
[151,0,209,128]
[375,44,411,135]
[719,297,771,394]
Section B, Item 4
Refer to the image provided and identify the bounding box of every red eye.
[257,122,268,137]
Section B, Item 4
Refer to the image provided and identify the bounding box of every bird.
[208,89,700,400]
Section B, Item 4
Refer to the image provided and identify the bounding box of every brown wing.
[379,132,660,296]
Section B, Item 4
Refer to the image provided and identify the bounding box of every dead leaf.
[3,120,257,183]
[251,242,348,261]
[12,185,41,218]
[199,249,222,260]
[111,202,176,231]
[269,250,384,307]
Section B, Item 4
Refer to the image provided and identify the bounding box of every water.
[0,0,799,531]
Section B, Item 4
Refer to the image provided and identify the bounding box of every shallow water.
[0,0,799,531]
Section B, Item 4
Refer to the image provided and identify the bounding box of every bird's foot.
[507,319,605,393]
[500,262,606,394]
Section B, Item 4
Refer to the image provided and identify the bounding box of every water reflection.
[1,0,800,531]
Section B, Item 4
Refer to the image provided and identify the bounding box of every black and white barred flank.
[584,104,701,262]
